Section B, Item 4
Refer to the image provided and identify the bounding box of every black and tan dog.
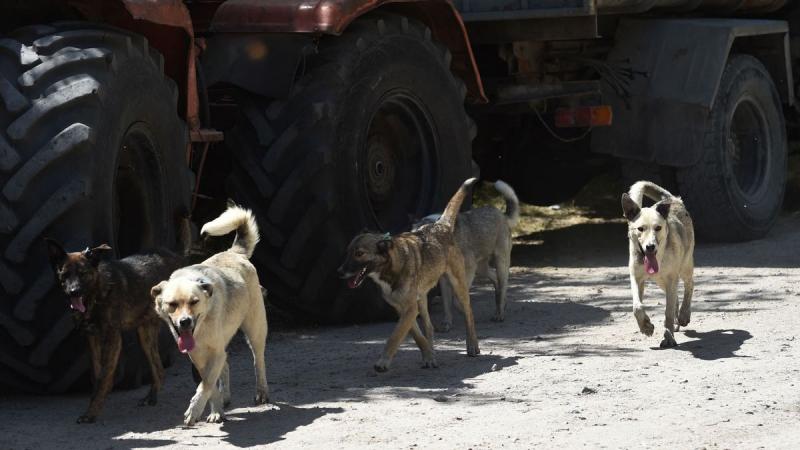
[338,178,480,372]
[45,230,189,423]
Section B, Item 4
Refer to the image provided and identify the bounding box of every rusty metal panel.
[596,0,788,14]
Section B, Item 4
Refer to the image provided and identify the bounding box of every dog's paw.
[659,330,678,349]
[435,321,452,333]
[206,412,225,423]
[138,393,157,407]
[678,309,691,327]
[254,391,269,405]
[639,317,655,336]
[491,312,505,322]
[373,359,390,373]
[467,342,481,357]
[184,409,198,426]
[76,414,96,424]
[421,358,439,369]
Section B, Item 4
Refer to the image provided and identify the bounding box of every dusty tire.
[0,24,190,392]
[676,55,787,241]
[226,13,475,322]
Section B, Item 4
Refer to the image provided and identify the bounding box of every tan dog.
[338,178,480,372]
[152,206,268,425]
[622,181,695,348]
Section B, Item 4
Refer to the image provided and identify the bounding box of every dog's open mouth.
[177,329,195,354]
[643,251,659,275]
[70,296,86,314]
[348,267,368,289]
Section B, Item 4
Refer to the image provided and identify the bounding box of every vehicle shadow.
[672,328,753,360]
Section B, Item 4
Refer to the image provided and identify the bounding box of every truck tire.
[676,55,787,241]
[227,13,474,322]
[0,24,190,392]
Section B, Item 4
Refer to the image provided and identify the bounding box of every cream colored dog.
[152,205,268,425]
[622,181,694,348]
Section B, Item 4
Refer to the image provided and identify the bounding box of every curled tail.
[628,180,675,206]
[494,180,520,229]
[437,178,478,231]
[200,205,260,258]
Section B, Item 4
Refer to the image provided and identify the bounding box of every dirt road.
[3,214,800,449]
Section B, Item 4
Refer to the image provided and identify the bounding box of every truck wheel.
[227,13,474,322]
[0,24,190,392]
[676,55,787,241]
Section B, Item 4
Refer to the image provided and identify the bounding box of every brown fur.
[45,224,191,423]
[338,178,480,372]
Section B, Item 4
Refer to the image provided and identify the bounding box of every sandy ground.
[3,213,800,449]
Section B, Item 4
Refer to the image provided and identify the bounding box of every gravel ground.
[3,213,800,450]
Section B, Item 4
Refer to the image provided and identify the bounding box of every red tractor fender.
[209,0,487,103]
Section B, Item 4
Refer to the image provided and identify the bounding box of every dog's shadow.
[667,328,752,360]
[220,402,343,447]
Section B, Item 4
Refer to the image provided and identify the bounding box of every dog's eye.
[189,299,199,306]
[655,226,662,232]
[167,302,178,310]
[637,227,644,232]
[355,250,365,258]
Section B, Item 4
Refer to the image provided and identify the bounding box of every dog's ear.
[84,244,112,266]
[655,200,672,219]
[151,281,167,301]
[44,238,67,269]
[198,280,213,297]
[621,193,640,221]
[376,237,393,255]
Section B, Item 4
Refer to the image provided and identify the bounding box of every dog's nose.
[68,287,81,297]
[645,244,656,253]
[179,317,193,330]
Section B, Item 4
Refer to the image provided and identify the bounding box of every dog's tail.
[437,178,479,231]
[494,180,520,229]
[628,181,675,206]
[200,205,260,258]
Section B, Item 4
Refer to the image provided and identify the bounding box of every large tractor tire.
[0,23,191,392]
[677,55,787,241]
[227,13,475,322]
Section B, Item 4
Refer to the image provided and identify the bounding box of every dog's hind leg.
[491,253,510,323]
[375,299,419,372]
[217,361,231,407]
[410,322,437,368]
[241,298,269,405]
[436,278,454,333]
[678,266,694,328]
[631,274,654,336]
[185,352,226,425]
[445,265,480,357]
[136,323,165,406]
[79,332,122,423]
[660,278,679,349]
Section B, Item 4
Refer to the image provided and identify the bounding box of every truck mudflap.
[208,0,486,103]
[591,18,792,167]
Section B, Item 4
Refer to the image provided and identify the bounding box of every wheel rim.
[112,123,163,256]
[728,98,769,199]
[361,91,437,231]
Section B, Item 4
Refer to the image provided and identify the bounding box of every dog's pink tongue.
[70,297,86,313]
[644,254,659,274]
[178,332,195,354]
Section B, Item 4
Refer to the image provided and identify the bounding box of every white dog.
[152,205,268,425]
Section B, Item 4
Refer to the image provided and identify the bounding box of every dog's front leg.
[185,352,226,425]
[86,334,102,383]
[660,278,679,348]
[79,332,122,423]
[630,273,654,336]
[374,301,418,372]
